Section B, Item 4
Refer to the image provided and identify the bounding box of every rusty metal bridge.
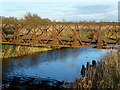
[0,22,120,49]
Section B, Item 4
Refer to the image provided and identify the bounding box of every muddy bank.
[1,45,57,59]
[2,76,64,89]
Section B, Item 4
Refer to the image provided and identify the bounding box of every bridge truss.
[0,22,119,49]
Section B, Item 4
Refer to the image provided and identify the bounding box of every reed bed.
[66,48,120,89]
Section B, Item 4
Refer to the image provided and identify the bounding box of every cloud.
[5,8,27,12]
[76,13,105,19]
[64,4,118,21]
[75,4,113,14]
[0,2,118,21]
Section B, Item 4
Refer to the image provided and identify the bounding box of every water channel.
[2,47,112,89]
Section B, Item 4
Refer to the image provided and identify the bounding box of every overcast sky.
[0,0,119,21]
[0,0,119,2]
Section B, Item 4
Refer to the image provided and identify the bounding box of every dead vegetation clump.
[66,49,120,89]
[92,49,120,88]
[65,60,97,89]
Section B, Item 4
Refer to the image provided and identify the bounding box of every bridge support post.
[13,25,19,43]
[51,24,59,46]
[97,40,103,49]
[72,24,79,46]
[97,26,103,49]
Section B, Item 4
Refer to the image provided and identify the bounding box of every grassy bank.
[1,45,55,59]
[67,48,120,89]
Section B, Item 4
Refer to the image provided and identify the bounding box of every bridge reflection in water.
[1,22,119,49]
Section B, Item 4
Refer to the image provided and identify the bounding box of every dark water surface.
[2,48,111,89]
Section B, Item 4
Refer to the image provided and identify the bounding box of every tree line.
[0,12,116,23]
[0,13,52,23]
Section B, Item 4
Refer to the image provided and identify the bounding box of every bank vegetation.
[1,45,54,59]
[64,48,120,89]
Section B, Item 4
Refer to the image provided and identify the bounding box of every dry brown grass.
[66,48,120,89]
[92,49,120,88]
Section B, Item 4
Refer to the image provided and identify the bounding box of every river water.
[2,48,112,89]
